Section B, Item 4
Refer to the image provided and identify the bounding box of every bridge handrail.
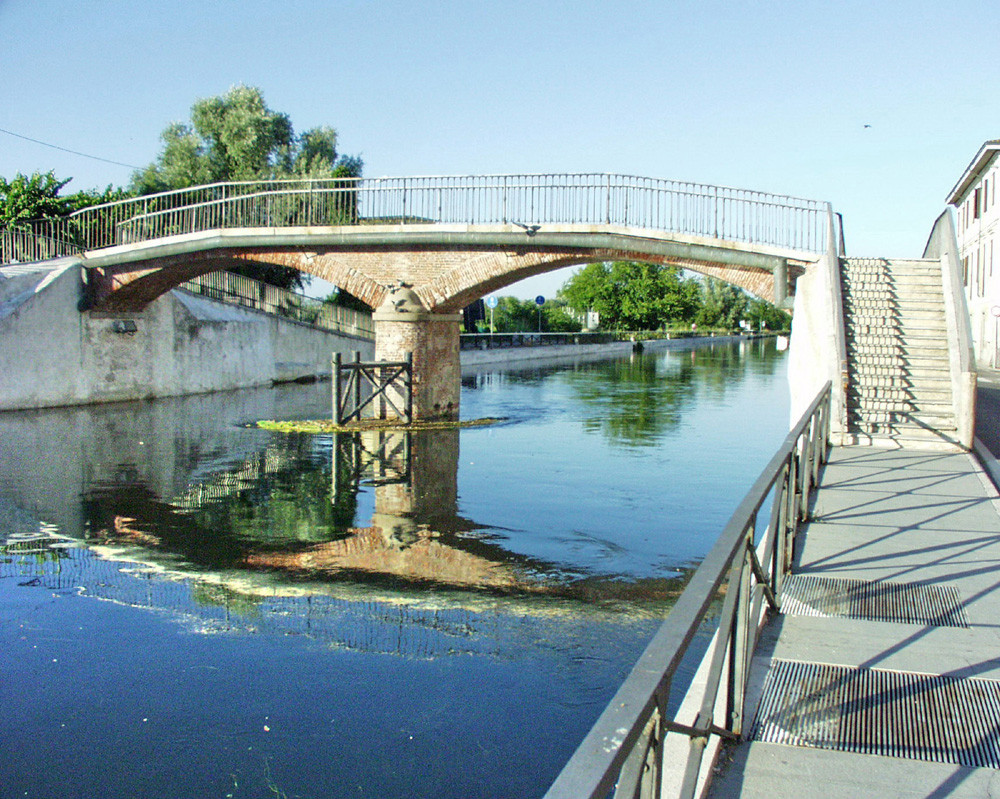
[2,174,831,265]
[179,271,375,340]
[543,381,831,799]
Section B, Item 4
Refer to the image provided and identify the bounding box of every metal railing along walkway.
[1,174,831,265]
[543,382,831,799]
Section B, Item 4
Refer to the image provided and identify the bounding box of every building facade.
[947,139,1000,368]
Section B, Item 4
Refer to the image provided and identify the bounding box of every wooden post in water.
[353,350,362,421]
[332,352,342,425]
[404,351,413,424]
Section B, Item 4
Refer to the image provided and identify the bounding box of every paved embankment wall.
[0,259,373,411]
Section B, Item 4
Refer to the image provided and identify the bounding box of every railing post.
[713,186,719,239]
[728,525,753,737]
[788,452,801,541]
[605,174,611,224]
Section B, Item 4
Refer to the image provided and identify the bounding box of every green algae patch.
[255,417,506,434]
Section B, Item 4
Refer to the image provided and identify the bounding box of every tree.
[131,85,363,290]
[487,297,580,333]
[744,296,791,331]
[0,171,130,257]
[695,278,748,329]
[132,85,363,193]
[559,261,702,330]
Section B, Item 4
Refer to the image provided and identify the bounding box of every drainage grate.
[752,660,1000,768]
[781,574,969,628]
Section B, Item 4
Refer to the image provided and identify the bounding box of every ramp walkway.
[707,445,1000,798]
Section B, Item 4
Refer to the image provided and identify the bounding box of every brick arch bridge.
[83,225,804,314]
[3,174,832,418]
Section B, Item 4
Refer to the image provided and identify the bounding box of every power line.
[0,126,142,170]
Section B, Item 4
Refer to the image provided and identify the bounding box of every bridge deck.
[706,446,1000,798]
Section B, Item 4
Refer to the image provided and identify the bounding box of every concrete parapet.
[924,210,977,450]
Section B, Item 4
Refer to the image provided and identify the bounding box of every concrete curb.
[973,436,1000,490]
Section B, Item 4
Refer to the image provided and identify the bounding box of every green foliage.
[559,261,702,330]
[65,183,132,212]
[131,84,363,193]
[488,296,580,333]
[558,261,789,332]
[743,296,791,331]
[695,278,747,329]
[130,85,363,290]
[323,287,372,312]
[0,171,72,226]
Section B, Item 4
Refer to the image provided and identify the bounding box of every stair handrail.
[829,207,849,436]
[923,209,976,448]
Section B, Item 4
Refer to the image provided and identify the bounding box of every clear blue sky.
[2,0,998,299]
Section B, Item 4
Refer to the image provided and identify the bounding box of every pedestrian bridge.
[2,173,830,313]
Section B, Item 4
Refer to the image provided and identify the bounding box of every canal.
[0,338,788,799]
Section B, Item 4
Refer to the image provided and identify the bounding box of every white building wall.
[954,150,1000,368]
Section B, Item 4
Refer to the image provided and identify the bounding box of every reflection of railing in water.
[2,536,656,661]
[172,446,298,510]
[544,381,831,799]
[332,430,411,494]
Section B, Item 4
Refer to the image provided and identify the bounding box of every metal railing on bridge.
[179,272,374,339]
[544,381,831,799]
[1,174,830,265]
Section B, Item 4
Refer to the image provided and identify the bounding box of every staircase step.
[844,428,964,451]
[842,274,943,285]
[849,364,952,380]
[850,374,952,390]
[849,412,957,431]
[842,292,945,306]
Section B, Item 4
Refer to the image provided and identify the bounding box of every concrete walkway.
[706,445,1000,798]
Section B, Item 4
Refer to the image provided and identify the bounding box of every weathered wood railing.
[333,351,413,425]
[543,381,831,799]
[1,174,830,266]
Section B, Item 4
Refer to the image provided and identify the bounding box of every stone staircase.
[840,257,959,448]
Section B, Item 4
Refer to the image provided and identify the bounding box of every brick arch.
[87,248,390,313]
[226,245,782,311]
[87,241,790,313]
[419,248,782,313]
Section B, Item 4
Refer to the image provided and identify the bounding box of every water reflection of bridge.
[0,421,686,660]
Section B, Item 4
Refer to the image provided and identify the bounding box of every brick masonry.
[90,243,793,313]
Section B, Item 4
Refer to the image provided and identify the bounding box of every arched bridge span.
[81,224,810,314]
